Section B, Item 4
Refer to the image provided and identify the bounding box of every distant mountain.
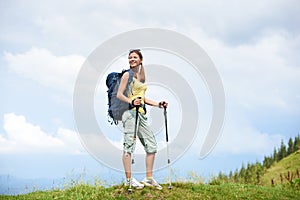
[0,175,64,195]
[0,173,111,195]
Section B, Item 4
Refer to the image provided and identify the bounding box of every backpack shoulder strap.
[127,69,134,84]
[122,69,134,84]
[122,69,134,96]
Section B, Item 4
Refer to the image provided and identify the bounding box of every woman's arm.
[144,98,168,108]
[144,97,159,107]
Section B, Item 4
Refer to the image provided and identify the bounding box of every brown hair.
[128,49,143,60]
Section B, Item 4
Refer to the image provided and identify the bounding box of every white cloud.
[213,122,284,155]
[0,113,85,154]
[182,28,300,156]
[1,0,299,166]
[184,26,300,115]
[227,34,299,113]
[3,47,85,94]
[2,0,300,53]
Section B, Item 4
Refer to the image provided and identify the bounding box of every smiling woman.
[116,49,168,191]
[128,49,145,83]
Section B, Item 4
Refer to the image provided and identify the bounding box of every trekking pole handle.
[132,97,142,107]
[159,101,168,108]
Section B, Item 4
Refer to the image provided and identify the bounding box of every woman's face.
[128,52,142,68]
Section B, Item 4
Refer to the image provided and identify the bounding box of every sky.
[1,0,300,193]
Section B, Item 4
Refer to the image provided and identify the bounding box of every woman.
[117,49,168,190]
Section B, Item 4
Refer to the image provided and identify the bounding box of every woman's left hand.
[158,101,168,108]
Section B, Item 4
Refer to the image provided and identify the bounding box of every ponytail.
[138,63,146,83]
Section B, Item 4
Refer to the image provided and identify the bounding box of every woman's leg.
[123,152,132,179]
[137,114,157,178]
[143,152,162,190]
[146,153,155,177]
[122,110,135,179]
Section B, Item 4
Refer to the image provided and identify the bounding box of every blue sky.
[1,0,300,192]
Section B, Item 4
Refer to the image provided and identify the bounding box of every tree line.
[211,134,300,185]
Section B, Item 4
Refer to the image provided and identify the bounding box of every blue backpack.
[106,69,134,124]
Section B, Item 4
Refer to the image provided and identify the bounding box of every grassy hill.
[261,150,300,185]
[0,182,299,200]
[1,150,299,199]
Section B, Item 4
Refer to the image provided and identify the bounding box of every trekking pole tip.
[127,188,133,194]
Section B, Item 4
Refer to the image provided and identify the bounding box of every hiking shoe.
[141,177,163,190]
[124,177,144,189]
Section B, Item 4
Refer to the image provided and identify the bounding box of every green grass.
[1,182,299,200]
[262,150,300,185]
[2,151,299,199]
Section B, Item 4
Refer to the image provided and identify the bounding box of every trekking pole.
[132,97,141,164]
[164,106,172,189]
[128,97,141,194]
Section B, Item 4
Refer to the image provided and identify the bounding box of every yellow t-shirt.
[128,77,147,114]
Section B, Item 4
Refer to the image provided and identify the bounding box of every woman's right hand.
[132,97,142,106]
